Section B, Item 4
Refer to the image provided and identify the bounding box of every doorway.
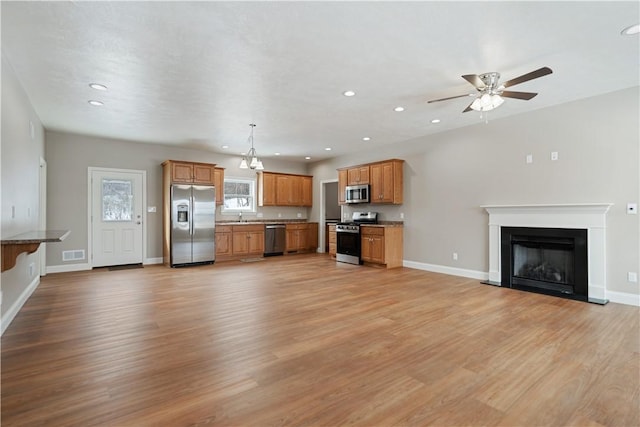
[89,168,146,267]
[319,179,340,253]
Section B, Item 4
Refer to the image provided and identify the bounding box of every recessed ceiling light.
[343,90,356,97]
[89,83,108,91]
[362,137,371,141]
[621,23,640,35]
[394,106,405,112]
[305,156,311,160]
[275,152,281,156]
[325,147,332,151]
[88,100,104,106]
[221,145,229,149]
[431,119,441,124]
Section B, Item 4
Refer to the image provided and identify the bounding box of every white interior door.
[91,169,144,267]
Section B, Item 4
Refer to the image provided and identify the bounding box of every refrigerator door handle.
[190,195,194,235]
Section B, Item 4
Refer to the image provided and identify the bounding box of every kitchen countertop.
[216,220,314,226]
[360,222,404,228]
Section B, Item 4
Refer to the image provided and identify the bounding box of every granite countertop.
[360,222,404,228]
[1,230,70,245]
[216,220,313,226]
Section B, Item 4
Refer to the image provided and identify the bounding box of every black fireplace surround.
[501,227,588,301]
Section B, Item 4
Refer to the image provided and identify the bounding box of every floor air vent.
[62,250,85,262]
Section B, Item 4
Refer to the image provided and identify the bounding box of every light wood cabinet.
[337,159,402,205]
[328,224,337,257]
[285,222,318,253]
[164,160,217,185]
[213,167,224,205]
[347,166,370,185]
[231,225,264,257]
[338,170,347,205]
[258,172,313,207]
[369,159,404,204]
[215,225,232,258]
[360,225,403,268]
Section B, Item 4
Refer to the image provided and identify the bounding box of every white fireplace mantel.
[482,203,613,302]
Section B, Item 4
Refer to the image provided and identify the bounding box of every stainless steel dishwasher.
[264,224,286,256]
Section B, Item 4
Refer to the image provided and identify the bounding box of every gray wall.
[309,87,640,296]
[1,54,46,322]
[45,132,311,266]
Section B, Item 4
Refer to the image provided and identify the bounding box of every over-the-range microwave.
[345,184,370,204]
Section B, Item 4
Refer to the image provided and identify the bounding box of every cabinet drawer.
[233,224,265,233]
[216,225,232,233]
[361,227,384,236]
[286,223,308,230]
[328,233,336,243]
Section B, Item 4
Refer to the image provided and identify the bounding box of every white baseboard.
[144,257,163,265]
[46,263,91,274]
[1,276,40,335]
[403,260,488,281]
[403,260,639,307]
[606,290,640,307]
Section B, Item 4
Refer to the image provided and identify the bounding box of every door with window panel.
[91,169,144,267]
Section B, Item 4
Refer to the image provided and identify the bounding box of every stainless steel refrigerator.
[170,184,216,266]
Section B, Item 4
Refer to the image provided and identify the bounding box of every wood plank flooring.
[2,254,639,426]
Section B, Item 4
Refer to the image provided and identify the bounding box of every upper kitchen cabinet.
[163,160,217,185]
[338,170,347,205]
[370,159,403,204]
[347,166,370,185]
[258,171,313,207]
[337,159,404,205]
[213,167,224,205]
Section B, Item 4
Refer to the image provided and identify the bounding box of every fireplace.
[482,204,612,304]
[501,227,588,300]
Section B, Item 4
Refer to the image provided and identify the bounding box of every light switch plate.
[551,151,558,161]
[147,206,157,213]
[526,154,533,164]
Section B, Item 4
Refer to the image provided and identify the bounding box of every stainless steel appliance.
[170,184,216,266]
[345,184,370,204]
[264,224,286,256]
[336,212,378,265]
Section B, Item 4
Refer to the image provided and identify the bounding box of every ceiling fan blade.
[501,67,552,88]
[462,102,474,113]
[500,90,538,100]
[462,74,485,89]
[427,94,472,103]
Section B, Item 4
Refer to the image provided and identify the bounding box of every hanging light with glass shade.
[239,123,264,170]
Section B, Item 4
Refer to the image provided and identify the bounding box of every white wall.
[1,54,46,331]
[309,87,640,298]
[44,131,312,267]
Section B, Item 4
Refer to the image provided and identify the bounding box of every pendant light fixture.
[239,123,264,170]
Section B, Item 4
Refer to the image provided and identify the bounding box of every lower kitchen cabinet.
[215,224,264,261]
[285,222,318,253]
[328,224,337,257]
[360,226,403,268]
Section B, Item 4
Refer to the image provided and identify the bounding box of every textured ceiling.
[2,1,638,163]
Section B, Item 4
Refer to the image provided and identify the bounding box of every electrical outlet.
[278,213,282,218]
[551,151,558,161]
[297,212,302,218]
[526,154,533,164]
[257,212,263,218]
[628,272,638,283]
[452,252,458,261]
[28,262,35,278]
[147,206,156,213]
[627,203,637,215]
[400,213,404,219]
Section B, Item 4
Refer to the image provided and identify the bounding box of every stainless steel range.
[336,212,378,265]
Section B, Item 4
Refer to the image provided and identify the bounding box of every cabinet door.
[369,235,385,263]
[348,166,370,185]
[297,228,308,251]
[301,176,312,207]
[260,173,277,206]
[214,168,224,205]
[193,164,216,185]
[232,231,249,255]
[361,235,372,262]
[215,231,232,257]
[276,175,293,205]
[338,170,347,205]
[172,162,194,183]
[369,163,383,202]
[379,162,395,203]
[290,176,302,206]
[286,228,297,252]
[248,231,264,254]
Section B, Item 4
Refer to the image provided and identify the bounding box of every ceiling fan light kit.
[428,66,553,115]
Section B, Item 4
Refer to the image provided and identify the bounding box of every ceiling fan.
[428,67,553,113]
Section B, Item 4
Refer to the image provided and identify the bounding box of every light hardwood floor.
[2,254,638,426]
